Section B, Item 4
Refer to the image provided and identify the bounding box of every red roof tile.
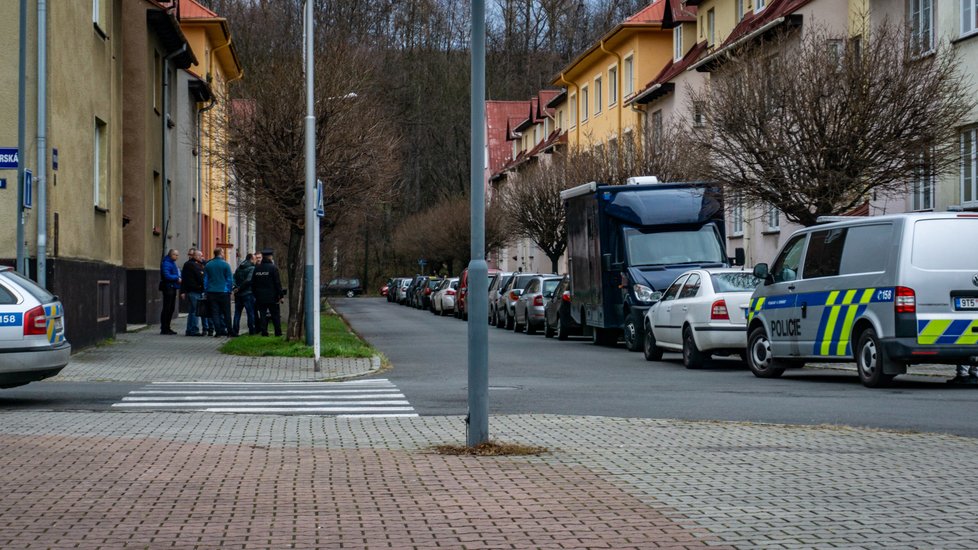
[716,0,814,49]
[486,101,531,175]
[667,0,697,23]
[635,39,708,97]
[179,0,219,19]
[626,0,667,24]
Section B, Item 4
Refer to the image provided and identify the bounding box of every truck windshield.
[623,225,725,266]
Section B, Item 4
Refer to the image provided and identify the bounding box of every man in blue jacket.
[204,248,234,337]
[160,249,182,335]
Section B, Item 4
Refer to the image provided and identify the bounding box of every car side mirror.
[601,253,612,272]
[752,263,773,285]
[734,247,745,267]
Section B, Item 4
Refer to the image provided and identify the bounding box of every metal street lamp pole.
[467,0,489,446]
[303,0,320,368]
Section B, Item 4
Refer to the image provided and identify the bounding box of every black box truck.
[560,178,739,350]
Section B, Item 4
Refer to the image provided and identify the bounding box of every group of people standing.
[159,247,285,338]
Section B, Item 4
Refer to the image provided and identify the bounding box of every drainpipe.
[16,0,27,275]
[161,44,188,256]
[36,0,47,287]
[196,96,216,249]
[557,73,579,150]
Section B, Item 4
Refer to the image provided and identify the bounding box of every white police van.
[747,213,978,387]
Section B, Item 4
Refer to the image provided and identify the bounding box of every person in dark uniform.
[251,248,284,337]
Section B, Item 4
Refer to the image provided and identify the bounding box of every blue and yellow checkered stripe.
[812,288,879,356]
[44,304,64,345]
[917,319,978,345]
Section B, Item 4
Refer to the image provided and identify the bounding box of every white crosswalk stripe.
[111,379,417,417]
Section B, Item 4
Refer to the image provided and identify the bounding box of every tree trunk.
[284,223,305,341]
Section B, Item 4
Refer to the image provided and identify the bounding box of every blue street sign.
[0,147,18,170]
[316,179,324,218]
[52,148,58,171]
[23,169,32,209]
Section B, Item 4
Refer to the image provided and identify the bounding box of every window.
[756,0,767,12]
[963,127,977,205]
[707,9,716,45]
[623,55,634,96]
[911,152,934,211]
[770,235,805,283]
[766,205,780,232]
[964,0,978,36]
[679,274,701,299]
[94,117,108,209]
[674,25,684,60]
[569,93,577,126]
[827,40,844,67]
[594,77,602,114]
[608,66,618,106]
[736,0,745,21]
[804,228,847,279]
[0,284,16,305]
[581,85,589,122]
[909,0,934,54]
[661,275,689,301]
[731,196,743,236]
[97,281,111,321]
[840,224,894,275]
[649,109,663,143]
[693,101,706,128]
[557,109,564,130]
[912,219,978,269]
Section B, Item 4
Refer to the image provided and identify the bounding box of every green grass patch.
[219,313,375,358]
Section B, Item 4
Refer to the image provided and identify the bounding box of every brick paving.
[3,326,978,548]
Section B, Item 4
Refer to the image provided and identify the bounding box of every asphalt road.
[335,297,978,437]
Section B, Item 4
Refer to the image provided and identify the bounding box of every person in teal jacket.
[204,248,233,337]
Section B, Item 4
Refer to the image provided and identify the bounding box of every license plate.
[955,297,978,310]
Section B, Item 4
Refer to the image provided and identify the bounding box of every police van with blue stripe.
[747,213,978,387]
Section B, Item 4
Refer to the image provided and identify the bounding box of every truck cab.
[561,180,732,350]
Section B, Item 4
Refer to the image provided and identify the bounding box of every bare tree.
[688,23,974,226]
[499,158,568,273]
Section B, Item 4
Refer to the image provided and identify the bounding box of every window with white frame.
[581,85,589,122]
[731,197,744,236]
[707,9,716,45]
[594,76,602,114]
[692,101,706,128]
[756,0,767,12]
[94,118,108,209]
[911,152,935,211]
[569,93,577,126]
[963,127,977,205]
[909,0,934,55]
[608,66,618,106]
[623,55,634,96]
[650,109,663,143]
[766,205,780,232]
[674,25,683,60]
[557,109,564,130]
[962,0,977,36]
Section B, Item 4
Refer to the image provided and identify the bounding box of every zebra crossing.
[111,379,417,417]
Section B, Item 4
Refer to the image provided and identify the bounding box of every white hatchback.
[0,267,70,388]
[643,268,760,368]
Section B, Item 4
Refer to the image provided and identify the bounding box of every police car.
[0,266,70,388]
[747,213,978,387]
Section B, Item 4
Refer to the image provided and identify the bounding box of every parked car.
[643,268,761,368]
[488,272,514,326]
[432,278,459,316]
[0,267,71,389]
[543,275,581,340]
[405,276,427,308]
[514,275,563,334]
[747,213,978,388]
[456,268,500,321]
[396,277,411,304]
[322,277,363,298]
[495,273,540,330]
[421,277,442,310]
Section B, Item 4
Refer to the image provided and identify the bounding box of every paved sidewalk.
[3,326,978,548]
[52,327,379,383]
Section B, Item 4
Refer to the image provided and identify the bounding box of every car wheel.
[556,315,569,341]
[747,327,785,378]
[489,307,496,326]
[643,322,663,362]
[345,290,355,298]
[526,319,537,335]
[505,312,515,330]
[623,313,643,352]
[682,326,707,369]
[544,318,554,338]
[856,328,897,388]
[512,312,522,332]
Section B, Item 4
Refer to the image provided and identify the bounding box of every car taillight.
[895,286,916,314]
[446,289,456,296]
[533,295,543,307]
[24,305,47,336]
[510,291,519,301]
[710,300,729,320]
[561,291,571,302]
[425,288,432,295]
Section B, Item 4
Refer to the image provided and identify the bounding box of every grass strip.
[219,312,375,358]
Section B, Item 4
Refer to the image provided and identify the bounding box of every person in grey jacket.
[204,248,233,337]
